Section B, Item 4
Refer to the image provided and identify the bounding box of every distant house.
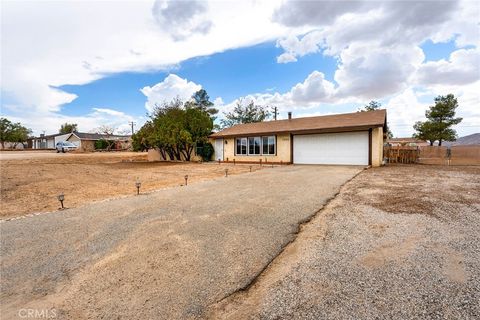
[66,132,131,152]
[29,133,70,149]
[28,132,131,151]
[209,110,387,167]
[386,138,429,147]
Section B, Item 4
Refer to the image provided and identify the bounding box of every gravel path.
[210,165,480,319]
[0,165,361,319]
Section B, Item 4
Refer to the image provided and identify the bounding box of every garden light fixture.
[135,180,141,195]
[225,168,228,177]
[184,175,188,186]
[57,193,65,209]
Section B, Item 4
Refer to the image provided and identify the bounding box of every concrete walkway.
[0,165,361,319]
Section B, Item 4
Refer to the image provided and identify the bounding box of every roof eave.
[209,124,384,139]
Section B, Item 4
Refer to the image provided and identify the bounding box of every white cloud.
[290,71,335,103]
[273,0,465,59]
[416,48,480,86]
[1,0,285,130]
[334,44,425,99]
[140,74,202,113]
[218,70,337,115]
[1,0,478,138]
[276,31,323,63]
[152,0,212,41]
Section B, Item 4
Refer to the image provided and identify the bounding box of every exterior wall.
[67,135,81,147]
[371,127,384,167]
[81,140,96,152]
[54,134,71,145]
[221,133,292,164]
[66,136,95,152]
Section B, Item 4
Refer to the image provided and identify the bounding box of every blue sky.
[58,41,340,118]
[1,0,479,136]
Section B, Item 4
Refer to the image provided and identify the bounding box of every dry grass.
[0,152,263,218]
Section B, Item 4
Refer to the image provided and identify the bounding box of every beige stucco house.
[209,110,387,167]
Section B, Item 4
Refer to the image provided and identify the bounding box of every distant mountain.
[443,133,480,147]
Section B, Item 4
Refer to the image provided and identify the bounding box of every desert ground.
[0,151,262,219]
[1,163,479,319]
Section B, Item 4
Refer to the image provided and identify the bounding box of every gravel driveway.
[210,165,480,319]
[0,165,361,319]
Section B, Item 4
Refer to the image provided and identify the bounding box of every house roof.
[210,109,387,138]
[70,132,131,141]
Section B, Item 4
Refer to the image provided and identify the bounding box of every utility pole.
[272,106,279,121]
[128,121,136,135]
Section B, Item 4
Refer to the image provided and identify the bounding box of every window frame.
[236,137,247,155]
[234,135,276,156]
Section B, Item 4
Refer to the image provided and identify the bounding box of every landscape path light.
[225,168,228,177]
[184,175,188,186]
[57,193,65,210]
[249,165,252,172]
[135,179,141,195]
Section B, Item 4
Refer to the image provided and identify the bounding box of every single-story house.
[29,133,70,149]
[66,132,131,152]
[209,109,387,167]
[28,132,131,151]
[387,137,429,147]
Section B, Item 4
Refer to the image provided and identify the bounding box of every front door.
[214,139,224,161]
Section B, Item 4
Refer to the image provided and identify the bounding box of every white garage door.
[294,131,369,165]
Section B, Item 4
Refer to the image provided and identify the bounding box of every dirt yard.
[0,151,262,219]
[210,165,480,319]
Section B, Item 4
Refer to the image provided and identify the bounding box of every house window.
[262,136,275,155]
[236,136,276,155]
[236,137,247,155]
[248,137,261,155]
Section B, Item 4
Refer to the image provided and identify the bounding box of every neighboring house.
[29,133,67,149]
[387,137,429,147]
[28,132,131,151]
[210,110,387,167]
[66,132,131,152]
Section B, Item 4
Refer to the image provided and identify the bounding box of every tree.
[0,117,32,149]
[360,101,382,112]
[220,100,270,128]
[10,123,32,148]
[59,123,78,134]
[95,125,117,150]
[132,121,155,152]
[359,100,393,139]
[190,89,218,117]
[413,121,439,146]
[135,98,213,161]
[413,94,462,146]
[0,118,13,149]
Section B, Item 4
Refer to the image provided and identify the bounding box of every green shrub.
[197,142,214,161]
[95,139,111,150]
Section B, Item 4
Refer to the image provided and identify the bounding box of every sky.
[1,0,479,137]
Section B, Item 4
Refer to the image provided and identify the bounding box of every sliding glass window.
[262,136,275,155]
[248,137,261,155]
[236,138,247,155]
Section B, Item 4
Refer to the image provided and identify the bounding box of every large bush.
[197,142,214,161]
[95,139,112,150]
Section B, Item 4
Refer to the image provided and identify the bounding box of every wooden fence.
[384,145,480,165]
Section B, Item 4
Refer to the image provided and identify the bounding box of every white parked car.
[56,141,77,153]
